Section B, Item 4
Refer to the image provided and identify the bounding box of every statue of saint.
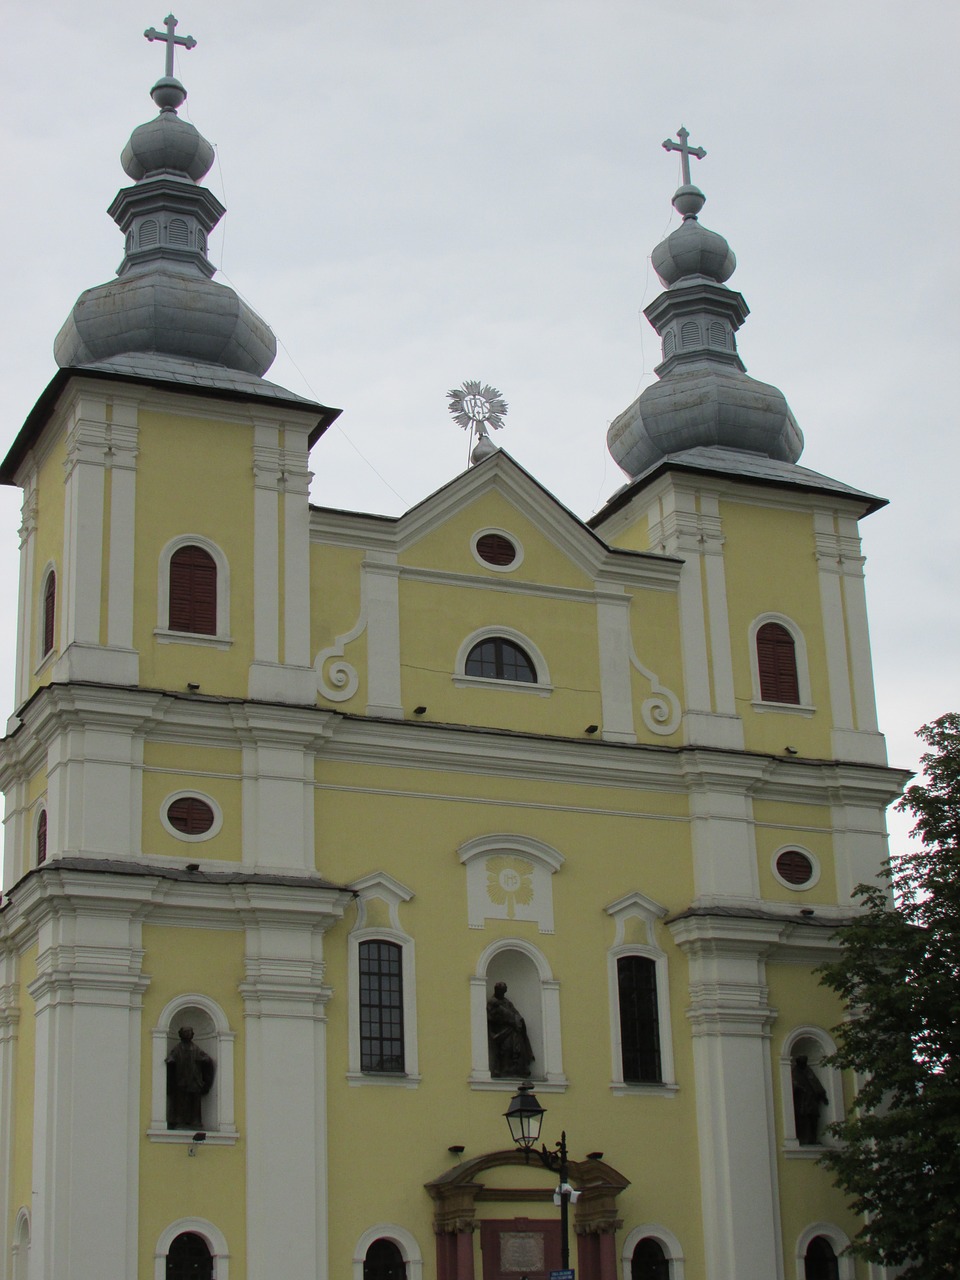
[792,1054,828,1144]
[166,1026,216,1130]
[487,981,535,1078]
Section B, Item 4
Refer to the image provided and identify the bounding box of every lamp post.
[504,1083,574,1274]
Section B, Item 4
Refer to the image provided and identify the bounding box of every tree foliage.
[818,713,960,1278]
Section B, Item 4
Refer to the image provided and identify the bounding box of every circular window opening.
[776,849,814,886]
[475,533,517,567]
[167,796,215,836]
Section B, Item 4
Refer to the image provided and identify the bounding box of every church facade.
[0,19,906,1280]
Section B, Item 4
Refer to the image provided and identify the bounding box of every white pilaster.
[47,719,145,860]
[59,398,107,648]
[669,915,784,1280]
[0,951,20,1278]
[652,485,742,750]
[595,591,636,742]
[26,879,148,1280]
[14,484,38,711]
[681,753,764,903]
[104,404,140,682]
[240,905,344,1280]
[363,555,403,718]
[248,423,316,705]
[238,706,317,872]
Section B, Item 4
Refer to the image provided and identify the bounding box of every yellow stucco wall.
[138,925,247,1280]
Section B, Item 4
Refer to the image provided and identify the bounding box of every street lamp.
[504,1083,576,1273]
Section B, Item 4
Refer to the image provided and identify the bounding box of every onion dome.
[54,18,277,378]
[607,129,802,479]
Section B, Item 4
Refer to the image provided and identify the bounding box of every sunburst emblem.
[447,381,508,464]
[447,380,508,433]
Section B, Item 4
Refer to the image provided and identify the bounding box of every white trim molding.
[155,534,232,646]
[794,1223,854,1280]
[749,612,814,712]
[605,892,677,1092]
[154,1218,230,1280]
[353,1224,424,1280]
[453,626,553,695]
[346,872,420,1086]
[621,1223,685,1280]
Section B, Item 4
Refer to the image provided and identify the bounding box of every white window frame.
[159,790,224,844]
[36,560,58,671]
[621,1223,685,1280]
[155,1218,230,1280]
[470,527,524,573]
[794,1223,854,1280]
[605,892,677,1093]
[12,1207,30,1280]
[469,937,565,1089]
[155,534,232,648]
[352,1224,424,1280]
[453,626,552,695]
[779,1025,843,1154]
[148,994,237,1144]
[347,872,420,1087]
[749,612,814,713]
[771,843,822,892]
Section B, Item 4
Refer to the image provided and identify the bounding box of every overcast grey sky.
[2,1,957,851]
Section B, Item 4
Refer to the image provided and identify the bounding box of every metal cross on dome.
[144,13,198,79]
[662,126,706,186]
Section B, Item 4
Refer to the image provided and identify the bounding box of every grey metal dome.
[121,110,215,183]
[607,129,803,479]
[54,48,276,378]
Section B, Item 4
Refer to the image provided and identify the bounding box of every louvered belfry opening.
[756,621,800,703]
[169,545,217,635]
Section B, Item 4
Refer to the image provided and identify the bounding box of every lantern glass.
[504,1085,545,1149]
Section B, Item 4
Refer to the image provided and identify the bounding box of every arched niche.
[469,939,564,1088]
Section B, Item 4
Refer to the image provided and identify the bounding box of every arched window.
[632,1237,670,1280]
[680,320,700,349]
[42,568,56,657]
[140,218,159,248]
[756,621,800,704]
[618,955,662,1083]
[364,1238,407,1280]
[36,808,47,865]
[169,545,217,636]
[465,637,536,683]
[166,1232,213,1280]
[168,218,189,246]
[606,893,676,1092]
[804,1235,840,1280]
[347,873,419,1085]
[359,940,405,1073]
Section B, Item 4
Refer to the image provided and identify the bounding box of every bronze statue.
[166,1026,216,1130]
[487,981,535,1078]
[792,1054,828,1144]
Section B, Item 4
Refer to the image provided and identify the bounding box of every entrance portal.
[480,1218,562,1280]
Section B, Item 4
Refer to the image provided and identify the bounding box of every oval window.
[475,533,517,567]
[776,849,814,886]
[167,796,215,836]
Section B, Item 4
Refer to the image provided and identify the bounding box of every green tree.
[818,713,960,1278]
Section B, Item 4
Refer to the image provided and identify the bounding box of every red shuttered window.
[36,809,47,865]
[169,545,217,635]
[756,622,800,704]
[42,570,56,656]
